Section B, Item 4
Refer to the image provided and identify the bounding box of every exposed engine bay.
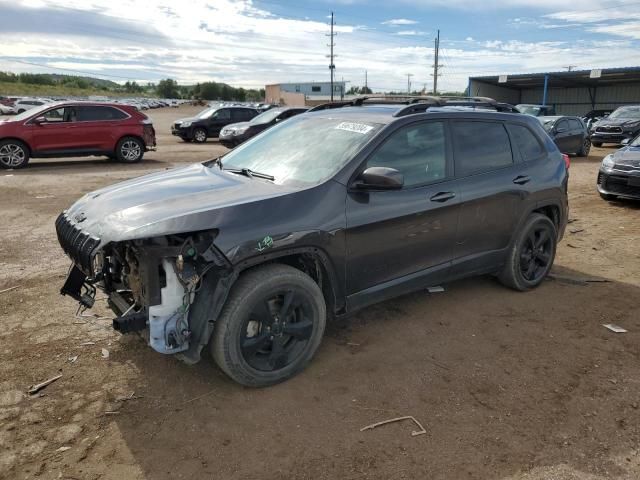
[59,224,233,363]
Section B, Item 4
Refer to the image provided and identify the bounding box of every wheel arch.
[0,137,32,155]
[235,247,345,317]
[117,134,146,149]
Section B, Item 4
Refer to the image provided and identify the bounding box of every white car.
[14,99,51,114]
[0,104,16,115]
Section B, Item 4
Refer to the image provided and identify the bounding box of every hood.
[221,122,250,133]
[173,117,198,124]
[64,163,295,246]
[594,117,640,128]
[612,145,640,166]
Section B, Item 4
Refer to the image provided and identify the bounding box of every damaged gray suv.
[56,96,569,387]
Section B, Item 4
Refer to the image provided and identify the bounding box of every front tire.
[115,137,144,163]
[592,141,602,147]
[211,264,326,387]
[193,128,207,143]
[0,139,30,169]
[498,213,557,291]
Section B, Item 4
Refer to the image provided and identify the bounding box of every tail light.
[562,154,570,170]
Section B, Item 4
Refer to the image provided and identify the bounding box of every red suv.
[0,102,156,169]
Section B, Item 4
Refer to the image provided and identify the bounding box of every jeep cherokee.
[56,96,568,387]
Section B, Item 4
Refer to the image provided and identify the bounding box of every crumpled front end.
[56,211,233,363]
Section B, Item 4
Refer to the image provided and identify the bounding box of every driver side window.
[43,107,67,122]
[366,121,447,187]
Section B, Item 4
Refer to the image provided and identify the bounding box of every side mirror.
[354,167,404,190]
[621,138,630,146]
[33,116,47,125]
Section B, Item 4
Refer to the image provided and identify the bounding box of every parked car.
[590,105,640,147]
[516,104,556,117]
[56,97,568,387]
[0,104,16,115]
[14,98,51,114]
[0,102,156,169]
[219,107,308,148]
[538,116,591,156]
[582,109,612,131]
[171,106,259,143]
[597,135,640,201]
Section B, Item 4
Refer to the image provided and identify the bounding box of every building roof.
[470,66,640,89]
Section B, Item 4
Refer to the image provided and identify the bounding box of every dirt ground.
[1,105,640,480]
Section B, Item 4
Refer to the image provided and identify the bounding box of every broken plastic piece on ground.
[427,286,445,293]
[603,323,627,333]
[101,348,110,359]
[360,415,427,437]
[27,374,62,395]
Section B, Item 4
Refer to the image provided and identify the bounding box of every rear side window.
[76,106,128,121]
[366,121,447,187]
[507,124,544,161]
[452,121,513,176]
[569,119,583,130]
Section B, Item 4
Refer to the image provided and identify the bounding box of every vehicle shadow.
[9,157,167,175]
[110,265,640,479]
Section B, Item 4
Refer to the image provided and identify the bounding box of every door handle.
[430,191,456,202]
[513,175,531,185]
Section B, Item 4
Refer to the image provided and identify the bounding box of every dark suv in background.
[538,116,590,156]
[56,95,568,387]
[590,105,640,146]
[172,106,259,143]
[219,107,308,148]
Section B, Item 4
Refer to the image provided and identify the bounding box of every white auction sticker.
[335,122,374,134]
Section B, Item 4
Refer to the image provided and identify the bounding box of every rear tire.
[210,264,326,387]
[498,213,557,291]
[115,137,144,163]
[0,139,30,169]
[193,128,207,143]
[577,138,591,157]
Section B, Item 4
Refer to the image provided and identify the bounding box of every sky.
[1,0,640,92]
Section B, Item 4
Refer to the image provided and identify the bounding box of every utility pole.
[432,29,441,95]
[365,70,368,92]
[406,73,414,94]
[326,12,337,102]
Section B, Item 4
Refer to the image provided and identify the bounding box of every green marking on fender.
[256,235,274,252]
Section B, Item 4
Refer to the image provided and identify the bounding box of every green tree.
[156,78,179,98]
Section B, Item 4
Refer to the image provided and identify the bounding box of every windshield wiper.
[224,167,275,181]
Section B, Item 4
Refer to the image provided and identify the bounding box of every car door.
[450,119,529,276]
[568,119,585,152]
[27,106,78,153]
[72,105,122,152]
[208,108,231,136]
[553,119,572,153]
[345,120,460,302]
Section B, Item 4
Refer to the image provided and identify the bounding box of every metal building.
[468,67,640,115]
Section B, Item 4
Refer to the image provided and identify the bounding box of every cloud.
[382,18,418,25]
[396,30,428,36]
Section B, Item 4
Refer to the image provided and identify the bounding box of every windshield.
[196,107,217,119]
[219,115,383,186]
[11,103,53,122]
[538,118,556,132]
[609,106,640,120]
[250,108,284,125]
